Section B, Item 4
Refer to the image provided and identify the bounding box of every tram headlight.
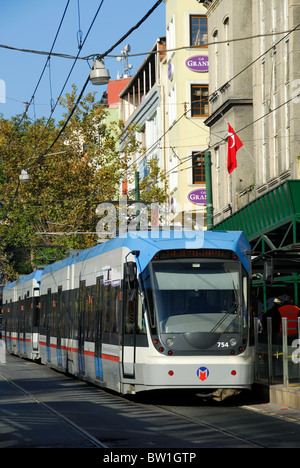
[229,338,237,347]
[166,337,175,347]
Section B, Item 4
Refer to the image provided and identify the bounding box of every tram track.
[0,357,259,448]
[153,400,265,448]
[1,354,300,448]
[0,372,107,448]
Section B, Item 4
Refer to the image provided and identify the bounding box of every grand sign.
[188,189,207,205]
[185,55,209,72]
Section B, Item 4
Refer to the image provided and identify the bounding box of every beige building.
[163,0,210,227]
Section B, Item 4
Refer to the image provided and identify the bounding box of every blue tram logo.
[197,367,209,381]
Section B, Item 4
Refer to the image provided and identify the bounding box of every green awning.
[213,180,300,250]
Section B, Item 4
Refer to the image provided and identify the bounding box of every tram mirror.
[263,259,274,285]
[124,262,137,288]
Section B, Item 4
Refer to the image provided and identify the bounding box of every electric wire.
[2,3,299,229]
[2,0,107,219]
[1,0,164,224]
[31,0,107,154]
[1,27,299,61]
[26,0,164,170]
[118,21,300,193]
[12,0,71,126]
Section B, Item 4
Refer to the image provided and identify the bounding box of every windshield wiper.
[210,302,238,333]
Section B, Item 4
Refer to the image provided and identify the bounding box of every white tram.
[2,230,254,395]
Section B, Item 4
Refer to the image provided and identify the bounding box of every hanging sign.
[188,189,207,205]
[185,55,209,72]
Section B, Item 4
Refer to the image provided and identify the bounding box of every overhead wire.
[26,0,164,170]
[122,21,300,193]
[13,0,71,126]
[31,0,107,153]
[1,26,299,61]
[4,2,298,220]
[138,90,300,196]
[0,0,71,213]
[2,0,107,217]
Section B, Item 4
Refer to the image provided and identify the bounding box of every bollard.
[267,317,273,383]
[282,317,288,387]
[0,340,6,364]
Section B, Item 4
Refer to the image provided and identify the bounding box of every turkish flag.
[227,123,243,174]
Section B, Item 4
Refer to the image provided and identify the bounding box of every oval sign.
[185,55,209,72]
[188,189,207,205]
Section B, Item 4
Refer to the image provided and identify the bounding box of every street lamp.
[89,59,111,85]
[19,169,30,183]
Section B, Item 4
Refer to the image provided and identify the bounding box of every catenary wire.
[26,0,164,170]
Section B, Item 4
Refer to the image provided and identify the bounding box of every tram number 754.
[217,341,229,348]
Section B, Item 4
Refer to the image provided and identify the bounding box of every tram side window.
[74,288,80,339]
[103,282,120,335]
[50,292,57,337]
[40,295,45,330]
[140,269,155,329]
[85,285,96,342]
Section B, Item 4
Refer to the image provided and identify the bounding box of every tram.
[2,230,254,396]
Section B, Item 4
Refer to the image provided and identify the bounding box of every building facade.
[203,0,254,222]
[202,0,300,308]
[164,0,210,227]
[203,0,300,223]
[118,38,167,197]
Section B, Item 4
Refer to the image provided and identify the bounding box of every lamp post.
[19,169,31,183]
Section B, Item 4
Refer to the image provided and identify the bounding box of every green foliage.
[0,87,168,281]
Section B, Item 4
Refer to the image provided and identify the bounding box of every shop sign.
[188,189,207,205]
[185,55,209,72]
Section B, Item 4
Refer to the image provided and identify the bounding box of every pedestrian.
[261,298,282,341]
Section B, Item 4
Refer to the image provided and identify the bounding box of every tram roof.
[41,230,250,275]
[3,269,43,291]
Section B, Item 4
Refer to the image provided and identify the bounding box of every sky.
[0,0,166,122]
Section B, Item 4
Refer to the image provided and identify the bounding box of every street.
[1,353,300,450]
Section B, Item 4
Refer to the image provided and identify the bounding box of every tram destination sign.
[157,249,234,260]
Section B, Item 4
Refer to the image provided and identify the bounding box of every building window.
[190,15,207,47]
[167,15,175,60]
[192,152,205,184]
[191,85,209,117]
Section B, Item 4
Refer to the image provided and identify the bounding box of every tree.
[0,86,168,280]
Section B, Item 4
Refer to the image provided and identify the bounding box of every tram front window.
[147,260,246,350]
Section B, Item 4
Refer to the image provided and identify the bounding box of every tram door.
[94,276,103,380]
[31,289,40,354]
[122,262,138,378]
[56,286,62,366]
[46,289,51,362]
[78,281,86,374]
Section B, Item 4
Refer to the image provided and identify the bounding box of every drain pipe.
[204,150,214,230]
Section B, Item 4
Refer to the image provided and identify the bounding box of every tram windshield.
[143,259,248,342]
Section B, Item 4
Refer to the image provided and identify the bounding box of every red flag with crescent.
[227,123,243,174]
